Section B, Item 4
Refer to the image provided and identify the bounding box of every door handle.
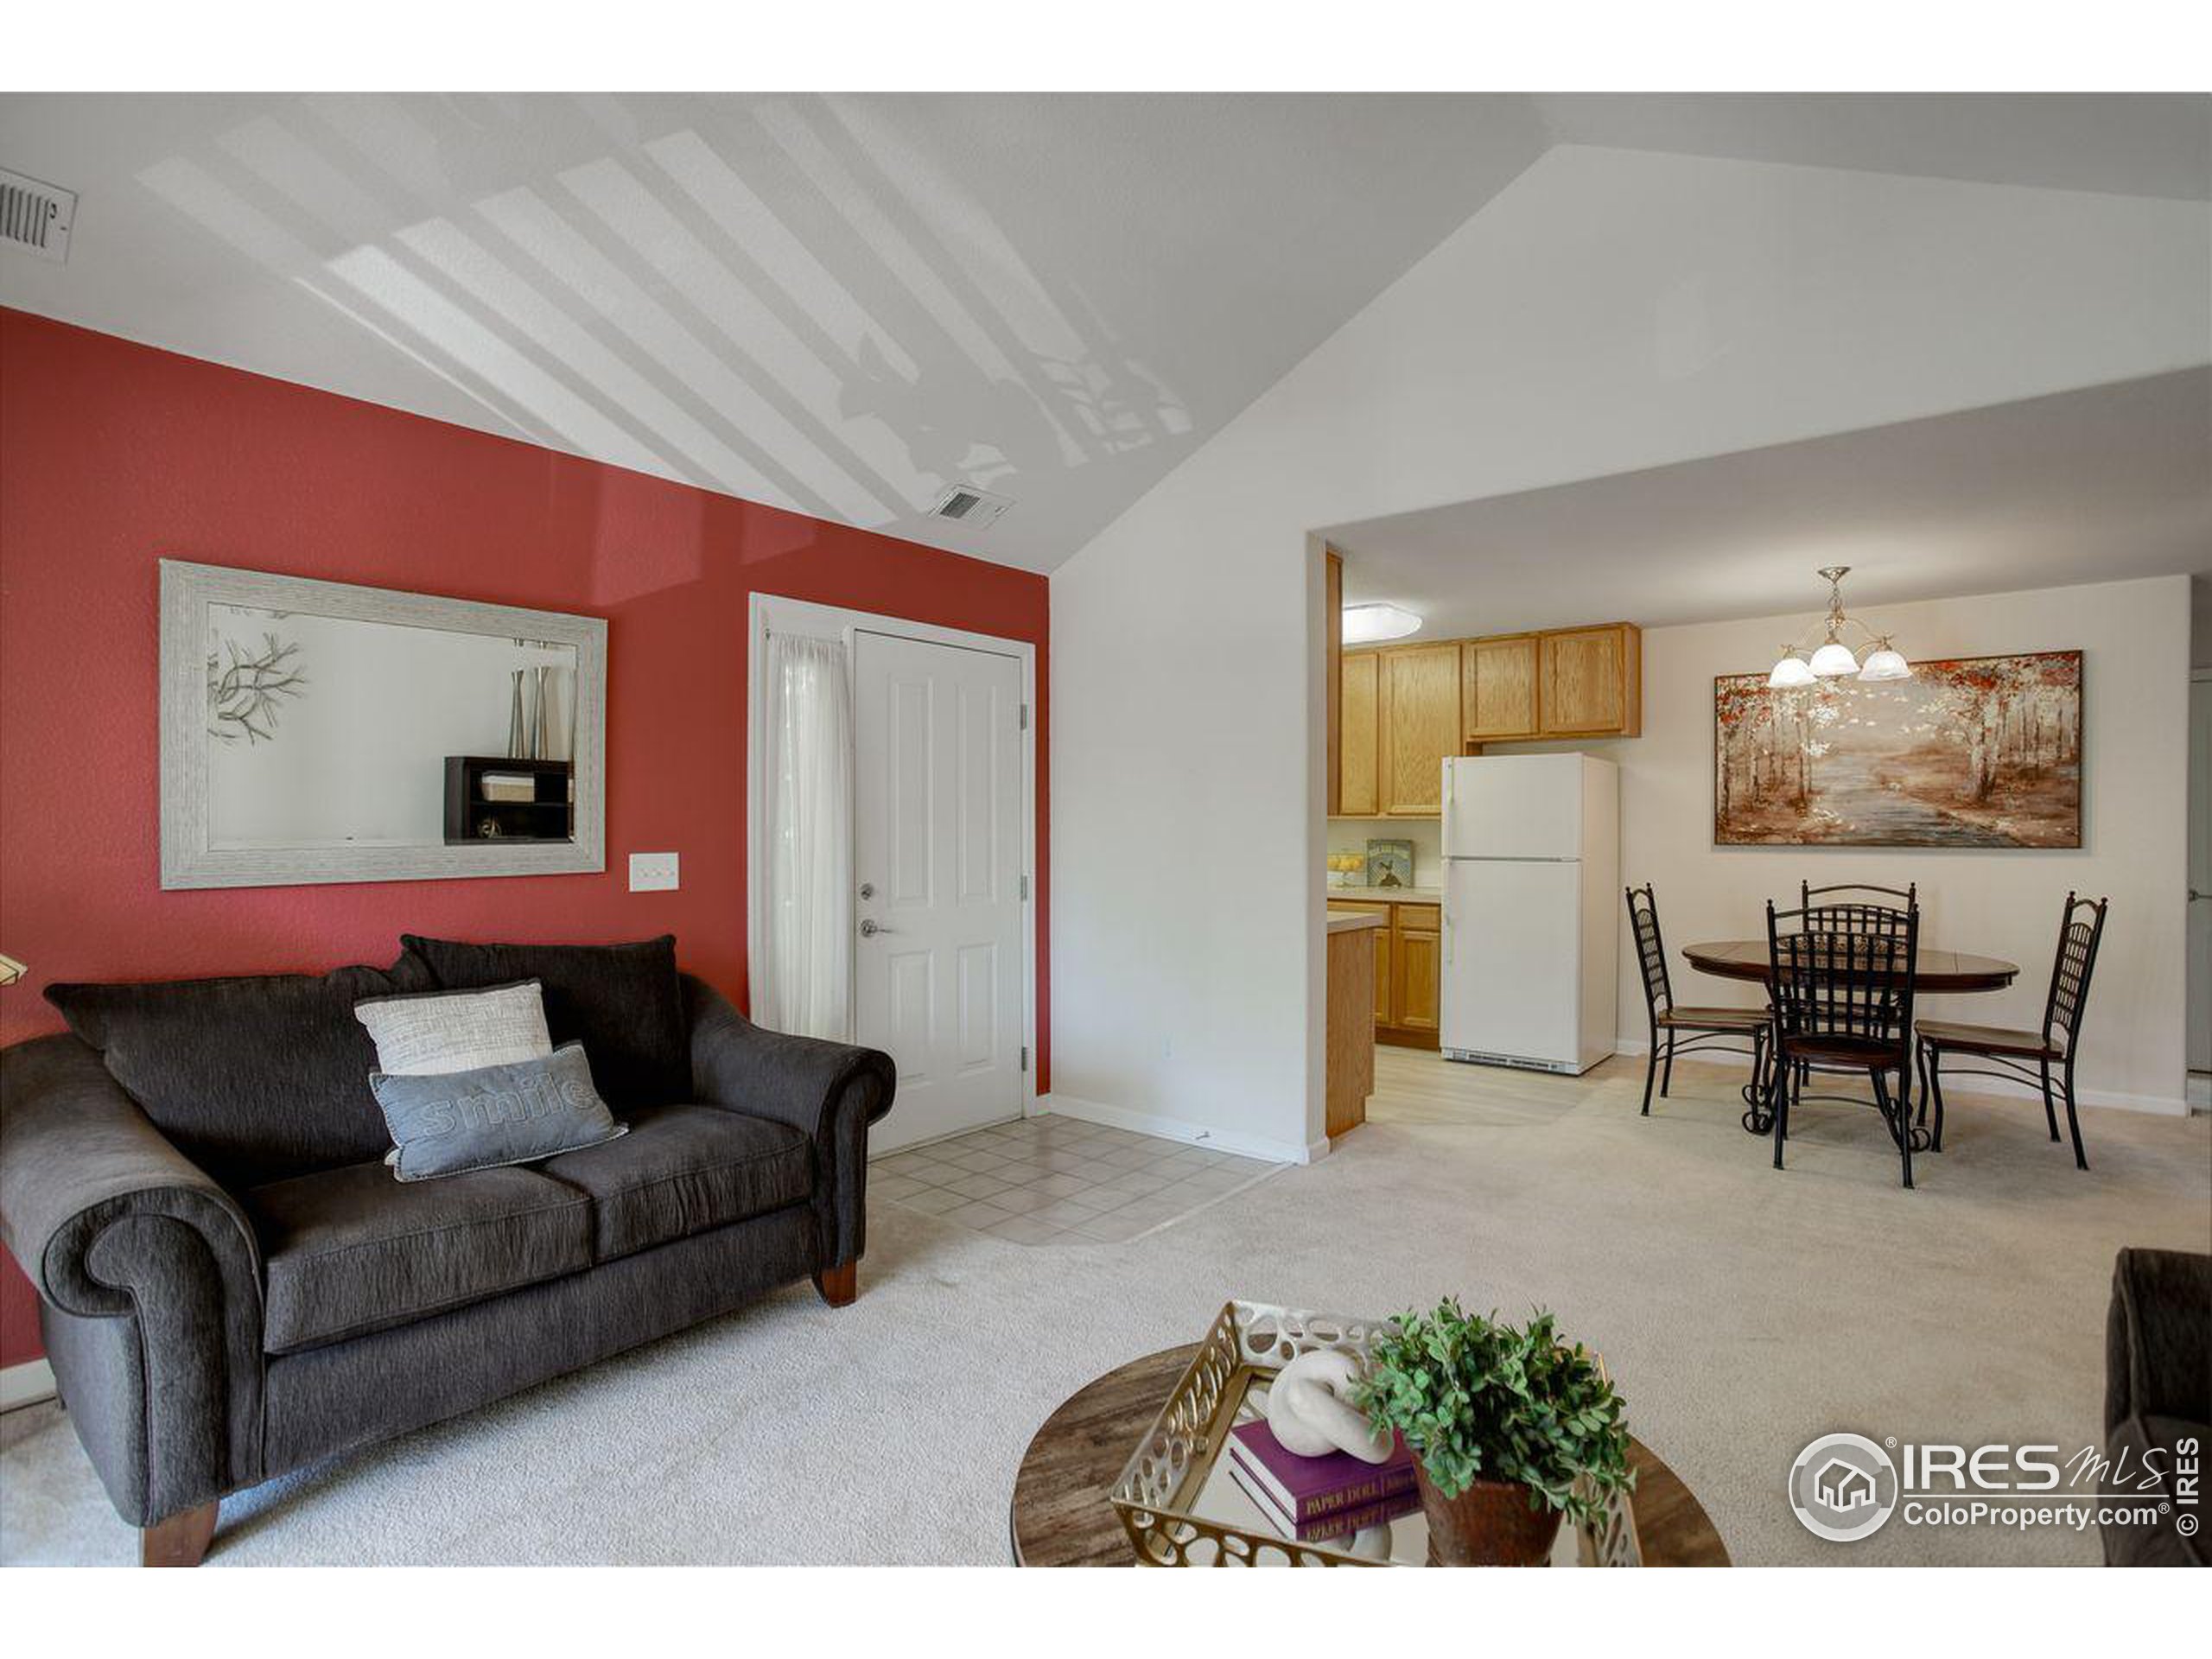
[859,918,895,937]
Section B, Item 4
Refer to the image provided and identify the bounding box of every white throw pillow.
[354,979,554,1076]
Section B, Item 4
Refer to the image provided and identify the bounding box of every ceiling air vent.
[927,484,1013,530]
[0,168,75,263]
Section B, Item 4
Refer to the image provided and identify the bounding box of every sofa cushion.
[46,953,435,1188]
[373,1043,626,1182]
[243,1160,593,1354]
[402,935,689,1110]
[537,1103,813,1262]
[354,979,553,1075]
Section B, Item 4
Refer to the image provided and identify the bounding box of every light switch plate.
[628,852,679,893]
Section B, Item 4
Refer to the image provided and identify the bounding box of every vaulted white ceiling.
[0,93,1551,569]
[2,92,2204,574]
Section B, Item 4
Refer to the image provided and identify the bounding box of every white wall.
[1599,575,2194,1111]
[1049,145,2212,1156]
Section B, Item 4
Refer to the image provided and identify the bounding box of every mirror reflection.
[204,602,580,850]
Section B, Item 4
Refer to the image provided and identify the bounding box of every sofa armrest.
[681,976,895,1269]
[0,1033,266,1523]
[2106,1247,2212,1433]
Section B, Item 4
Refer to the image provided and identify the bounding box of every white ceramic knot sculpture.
[1265,1349,1392,1465]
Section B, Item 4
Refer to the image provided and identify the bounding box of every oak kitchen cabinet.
[1327,898,1440,1048]
[1538,623,1642,738]
[1461,632,1541,742]
[1338,649,1380,816]
[1390,904,1441,1040]
[1376,641,1462,816]
[1328,899,1393,1025]
[1334,622,1640,816]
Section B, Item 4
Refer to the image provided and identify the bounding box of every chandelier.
[1768,566,1911,689]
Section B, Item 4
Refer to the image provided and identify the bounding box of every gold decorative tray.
[1107,1300,1641,1567]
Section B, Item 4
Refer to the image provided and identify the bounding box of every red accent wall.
[0,308,1049,1368]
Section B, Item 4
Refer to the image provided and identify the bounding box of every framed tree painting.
[1713,650,2082,848]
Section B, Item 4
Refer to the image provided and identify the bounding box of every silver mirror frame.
[160,559,607,889]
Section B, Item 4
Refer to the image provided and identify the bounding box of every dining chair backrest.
[1625,885,1673,1020]
[1766,899,1918,1064]
[2042,892,2109,1053]
[1801,880,1917,938]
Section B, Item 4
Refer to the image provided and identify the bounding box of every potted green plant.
[1350,1299,1633,1566]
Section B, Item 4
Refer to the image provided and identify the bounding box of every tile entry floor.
[870,1116,1281,1246]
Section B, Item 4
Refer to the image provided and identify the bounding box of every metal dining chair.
[1770,882,1920,1116]
[1802,880,1918,935]
[1765,898,1923,1188]
[1625,886,1770,1117]
[1915,893,2108,1170]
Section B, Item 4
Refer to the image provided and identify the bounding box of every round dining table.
[1679,940,2020,1132]
[1680,939,2020,995]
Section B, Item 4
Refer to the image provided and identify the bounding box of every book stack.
[1224,1418,1420,1543]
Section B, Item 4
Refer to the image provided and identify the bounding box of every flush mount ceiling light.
[1342,603,1421,644]
[1768,565,1912,689]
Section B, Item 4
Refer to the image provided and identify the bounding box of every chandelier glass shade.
[1767,566,1911,688]
[1766,650,1817,689]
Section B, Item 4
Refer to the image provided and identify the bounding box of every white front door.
[853,629,1026,1152]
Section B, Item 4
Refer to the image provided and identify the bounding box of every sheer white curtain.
[760,632,854,1040]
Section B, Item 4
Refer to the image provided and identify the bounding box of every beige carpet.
[2,1051,2205,1567]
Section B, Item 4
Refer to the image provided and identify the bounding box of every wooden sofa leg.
[141,1499,217,1567]
[813,1260,857,1307]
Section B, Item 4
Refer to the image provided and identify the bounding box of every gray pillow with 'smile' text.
[372,1041,626,1181]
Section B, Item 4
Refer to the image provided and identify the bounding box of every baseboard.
[1035,1092,1325,1166]
[1,1357,56,1412]
[2187,1072,2210,1112]
[1614,1036,2191,1116]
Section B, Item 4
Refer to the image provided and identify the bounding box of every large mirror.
[161,560,607,888]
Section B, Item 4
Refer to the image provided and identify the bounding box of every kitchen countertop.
[1326,884,1441,903]
[1325,912,1389,935]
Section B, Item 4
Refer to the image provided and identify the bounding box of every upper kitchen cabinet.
[1538,623,1642,738]
[1379,641,1462,815]
[1461,633,1540,742]
[1338,648,1380,816]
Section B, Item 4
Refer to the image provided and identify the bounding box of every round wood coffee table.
[1010,1344,1730,1567]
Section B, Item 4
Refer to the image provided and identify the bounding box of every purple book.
[1226,1418,1415,1523]
[1226,1457,1422,1542]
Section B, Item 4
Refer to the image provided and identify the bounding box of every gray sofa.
[2101,1247,2210,1567]
[0,938,894,1566]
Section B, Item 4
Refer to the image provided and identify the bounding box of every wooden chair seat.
[1656,1006,1769,1031]
[1914,1020,2062,1061]
[1775,1033,1899,1067]
[1913,892,2107,1173]
[1625,884,1769,1122]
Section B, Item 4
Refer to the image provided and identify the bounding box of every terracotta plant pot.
[1415,1467,1563,1566]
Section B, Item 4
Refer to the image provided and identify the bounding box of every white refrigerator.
[1440,753,1619,1074]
